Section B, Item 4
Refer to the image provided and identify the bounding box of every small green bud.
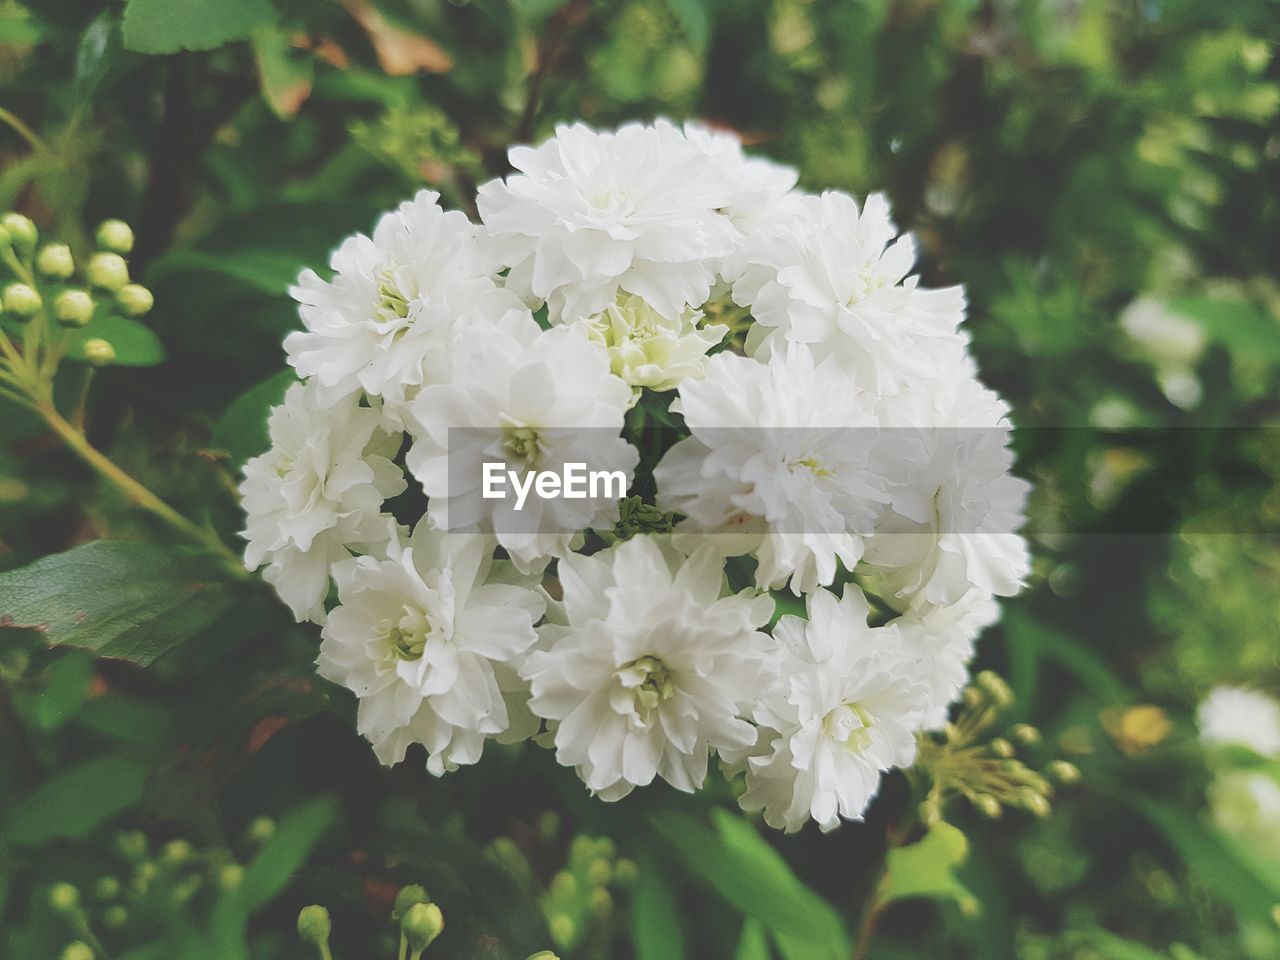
[116,283,153,317]
[974,794,1003,819]
[918,797,943,827]
[527,953,561,960]
[217,863,244,890]
[49,882,80,912]
[1,212,37,254]
[590,886,613,917]
[3,282,42,318]
[81,338,116,366]
[61,942,94,960]
[586,857,612,886]
[401,901,444,953]
[161,839,192,865]
[296,904,332,945]
[613,858,637,885]
[1010,724,1041,745]
[55,289,95,326]
[93,876,121,901]
[976,671,1014,708]
[1021,789,1052,818]
[393,883,430,919]
[549,870,576,899]
[116,830,148,861]
[36,242,75,280]
[548,913,574,946]
[989,738,1015,759]
[96,219,134,255]
[246,816,275,844]
[102,905,128,930]
[1048,760,1082,784]
[87,252,129,292]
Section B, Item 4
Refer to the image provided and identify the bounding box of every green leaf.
[650,809,849,958]
[664,0,710,50]
[32,650,94,732]
[74,10,120,103]
[734,918,772,960]
[251,25,314,119]
[64,314,166,367]
[877,822,978,914]
[1075,929,1172,960]
[1168,295,1280,363]
[1,754,150,844]
[631,851,687,960]
[122,0,277,54]
[0,540,234,667]
[211,369,295,466]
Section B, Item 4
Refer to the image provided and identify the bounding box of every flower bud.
[587,857,612,886]
[918,797,942,827]
[55,289,95,327]
[116,830,148,861]
[393,883,430,919]
[1010,724,1041,745]
[1048,761,1081,784]
[976,671,1014,708]
[613,858,637,885]
[3,282,42,318]
[296,904,332,946]
[116,283,153,317]
[82,338,116,366]
[528,953,562,960]
[61,942,94,960]
[94,876,121,901]
[161,839,192,865]
[1021,789,1052,818]
[548,913,574,945]
[36,242,75,280]
[590,887,613,917]
[401,901,444,953]
[1,212,37,254]
[102,905,128,929]
[49,882,80,912]
[96,219,134,255]
[989,738,1014,758]
[974,794,1002,819]
[217,864,244,890]
[87,252,129,292]
[246,816,275,844]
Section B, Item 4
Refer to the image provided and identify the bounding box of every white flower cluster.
[1199,686,1280,859]
[240,120,1031,832]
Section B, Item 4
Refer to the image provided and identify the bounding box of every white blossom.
[478,121,740,322]
[316,519,545,776]
[654,346,888,593]
[240,381,406,622]
[406,314,638,572]
[286,190,525,415]
[731,190,964,395]
[522,536,776,800]
[1199,686,1280,757]
[740,584,931,832]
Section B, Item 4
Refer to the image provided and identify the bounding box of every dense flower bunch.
[240,120,1031,833]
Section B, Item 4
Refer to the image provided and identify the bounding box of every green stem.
[0,105,48,155]
[36,399,247,578]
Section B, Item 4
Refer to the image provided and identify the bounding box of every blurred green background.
[1,0,1278,958]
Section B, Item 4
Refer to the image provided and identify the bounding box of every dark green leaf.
[631,851,688,960]
[211,369,295,466]
[1,754,150,844]
[0,540,234,666]
[64,314,166,367]
[122,0,277,54]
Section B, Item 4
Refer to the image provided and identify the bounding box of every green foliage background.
[1,0,1278,958]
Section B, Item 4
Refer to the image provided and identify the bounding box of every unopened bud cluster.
[916,671,1081,825]
[0,212,153,384]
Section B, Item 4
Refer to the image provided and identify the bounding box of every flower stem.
[35,399,247,578]
[0,105,48,155]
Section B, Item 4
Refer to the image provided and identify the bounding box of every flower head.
[522,536,775,799]
[1199,686,1280,757]
[240,382,406,622]
[740,585,931,832]
[317,519,545,775]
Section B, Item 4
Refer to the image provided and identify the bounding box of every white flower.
[575,293,727,401]
[316,519,545,776]
[1119,296,1206,409]
[740,584,931,832]
[862,373,1031,611]
[682,122,798,233]
[891,591,999,730]
[522,536,776,800]
[241,381,406,622]
[286,190,525,414]
[654,346,889,593]
[478,120,740,322]
[731,190,964,395]
[1198,686,1280,757]
[406,315,638,571]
